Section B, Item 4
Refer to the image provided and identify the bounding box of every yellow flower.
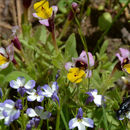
[123,64,130,74]
[67,67,85,83]
[0,54,8,66]
[34,0,53,19]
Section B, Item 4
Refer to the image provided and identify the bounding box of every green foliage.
[4,71,32,83]
[98,12,112,31]
[65,33,78,59]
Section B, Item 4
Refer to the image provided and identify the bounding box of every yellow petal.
[0,54,8,65]
[36,7,52,19]
[67,68,85,83]
[123,64,130,74]
[34,0,53,19]
[34,0,47,11]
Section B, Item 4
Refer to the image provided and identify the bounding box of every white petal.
[126,112,130,119]
[82,118,94,128]
[94,95,102,106]
[78,123,86,130]
[0,62,9,69]
[24,80,35,89]
[16,77,25,87]
[69,118,78,129]
[26,108,37,117]
[27,95,37,101]
[10,80,20,89]
[0,47,8,57]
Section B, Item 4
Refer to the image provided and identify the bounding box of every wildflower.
[68,2,79,21]
[116,48,130,74]
[10,77,36,97]
[0,99,22,125]
[11,26,22,51]
[116,97,130,120]
[86,89,104,107]
[67,68,85,83]
[26,86,44,102]
[0,44,14,69]
[65,51,94,83]
[33,0,58,32]
[69,108,94,130]
[26,106,51,129]
[41,82,59,103]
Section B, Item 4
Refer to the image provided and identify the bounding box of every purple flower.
[69,108,94,130]
[0,44,14,69]
[86,89,105,107]
[10,77,36,97]
[26,86,44,102]
[41,82,59,103]
[116,48,130,74]
[0,99,22,125]
[68,2,78,21]
[65,51,95,78]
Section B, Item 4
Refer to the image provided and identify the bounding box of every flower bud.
[11,36,21,50]
[23,0,32,9]
[68,2,78,21]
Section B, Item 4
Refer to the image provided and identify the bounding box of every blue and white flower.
[86,89,104,106]
[69,108,94,130]
[10,77,36,96]
[0,99,22,125]
[26,86,44,102]
[26,106,51,129]
[41,82,59,103]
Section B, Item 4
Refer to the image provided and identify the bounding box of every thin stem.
[47,119,49,130]
[74,16,88,52]
[60,110,69,130]
[51,30,58,52]
[55,104,60,130]
[94,0,130,52]
[58,20,71,40]
[23,8,28,24]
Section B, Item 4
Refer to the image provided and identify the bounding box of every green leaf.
[98,12,112,31]
[0,74,4,85]
[34,26,47,44]
[4,71,33,83]
[100,40,109,55]
[58,1,68,13]
[65,33,78,59]
[119,0,128,3]
[0,63,13,76]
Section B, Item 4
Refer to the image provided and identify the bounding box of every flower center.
[75,60,87,70]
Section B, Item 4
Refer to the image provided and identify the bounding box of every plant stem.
[24,8,28,24]
[58,20,71,40]
[74,16,88,52]
[94,0,130,52]
[47,119,49,130]
[55,104,60,130]
[51,30,58,52]
[60,110,69,130]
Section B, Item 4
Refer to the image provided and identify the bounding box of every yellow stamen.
[67,67,85,83]
[123,64,130,74]
[34,0,53,19]
[0,54,8,65]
